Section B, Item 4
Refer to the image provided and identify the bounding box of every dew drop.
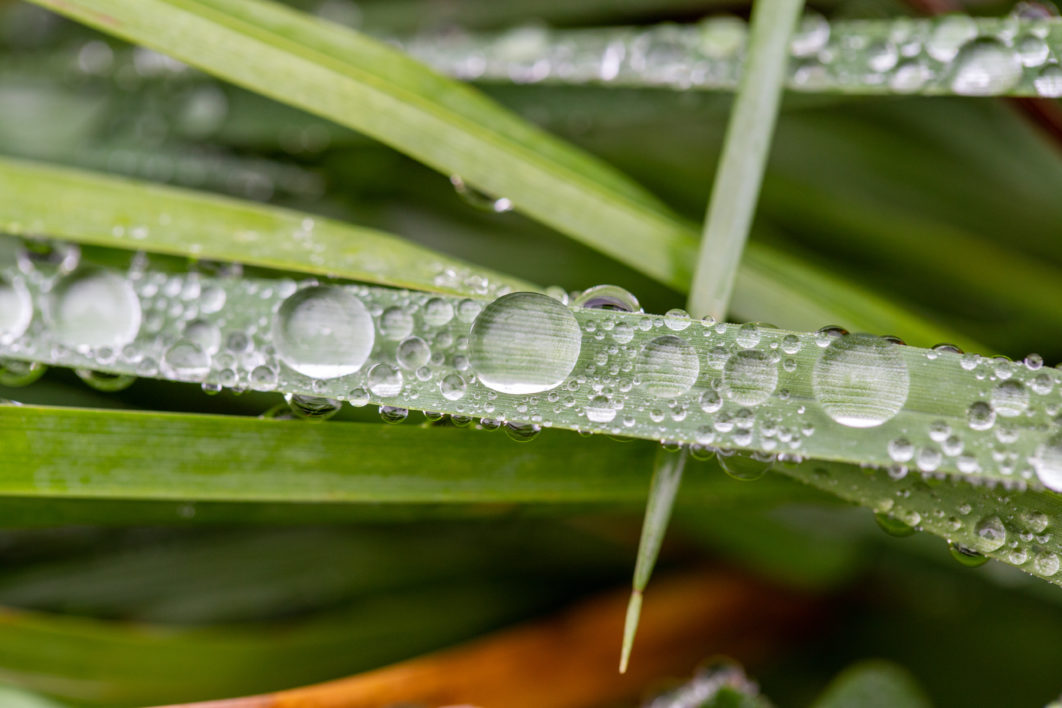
[1034,63,1062,97]
[47,268,141,349]
[440,373,467,401]
[469,292,581,394]
[636,335,699,399]
[504,421,541,443]
[927,15,978,62]
[967,401,996,431]
[991,380,1029,417]
[285,393,341,421]
[163,340,210,381]
[875,512,916,537]
[663,308,691,331]
[0,359,45,387]
[0,276,31,342]
[1032,434,1062,491]
[396,336,431,370]
[74,369,136,392]
[379,405,409,424]
[950,39,1022,96]
[586,394,617,423]
[723,350,777,406]
[380,306,414,340]
[183,319,221,354]
[1034,551,1060,577]
[250,365,278,391]
[368,363,403,397]
[571,284,641,312]
[812,334,909,428]
[422,297,454,327]
[972,515,1007,553]
[949,541,988,568]
[718,450,774,481]
[272,286,374,379]
[450,175,512,213]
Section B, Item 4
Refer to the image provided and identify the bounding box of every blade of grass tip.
[621,0,803,672]
[619,446,686,673]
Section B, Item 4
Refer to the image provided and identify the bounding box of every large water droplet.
[272,286,374,379]
[47,268,141,349]
[469,292,581,394]
[636,335,699,399]
[950,39,1022,96]
[927,15,978,62]
[0,275,32,342]
[991,379,1029,417]
[723,350,777,406]
[812,334,909,428]
[1032,434,1062,491]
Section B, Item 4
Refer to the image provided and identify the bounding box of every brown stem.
[154,569,820,708]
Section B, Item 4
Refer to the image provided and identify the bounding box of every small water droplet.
[422,297,454,327]
[875,512,916,537]
[380,306,414,340]
[972,515,1007,553]
[723,349,777,406]
[285,393,341,421]
[586,394,617,423]
[0,275,32,343]
[75,369,136,392]
[504,420,541,442]
[571,284,641,312]
[450,175,513,213]
[1032,434,1062,491]
[663,308,691,331]
[718,450,774,481]
[1034,63,1062,96]
[1034,551,1060,577]
[991,379,1029,417]
[163,340,210,381]
[0,359,46,387]
[949,541,988,568]
[368,363,403,397]
[396,336,431,370]
[440,373,467,401]
[379,405,409,424]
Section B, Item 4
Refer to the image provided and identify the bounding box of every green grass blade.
[26,0,697,291]
[689,0,803,321]
[405,16,1062,98]
[0,157,530,297]
[620,445,686,673]
[626,0,801,668]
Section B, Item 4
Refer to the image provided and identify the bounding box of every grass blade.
[0,157,530,296]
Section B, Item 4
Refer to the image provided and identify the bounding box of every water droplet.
[380,306,414,340]
[440,373,467,401]
[250,364,278,390]
[949,541,988,568]
[47,268,141,349]
[812,334,909,428]
[347,387,370,407]
[722,350,777,406]
[450,175,512,213]
[163,340,210,381]
[1032,434,1062,491]
[504,421,541,442]
[1016,33,1049,66]
[965,400,995,431]
[951,39,1022,96]
[991,379,1029,417]
[875,512,916,537]
[586,394,617,423]
[272,286,374,378]
[790,12,830,57]
[0,275,31,343]
[699,389,723,413]
[718,450,774,481]
[379,405,409,424]
[422,297,454,327]
[75,369,136,392]
[200,285,226,313]
[699,16,746,58]
[637,335,699,399]
[183,319,221,354]
[735,323,761,349]
[1020,510,1050,534]
[396,336,431,370]
[1034,63,1062,96]
[285,393,341,421]
[571,284,641,312]
[972,515,1006,553]
[368,363,403,397]
[469,292,581,394]
[888,437,914,463]
[927,15,978,62]
[890,59,929,92]
[663,308,691,331]
[1034,551,1060,577]
[0,359,46,387]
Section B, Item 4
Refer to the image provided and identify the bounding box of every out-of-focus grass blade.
[0,579,552,706]
[27,0,697,291]
[0,158,530,296]
[812,661,933,708]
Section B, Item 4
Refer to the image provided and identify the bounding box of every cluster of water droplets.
[3,240,1062,492]
[400,12,1062,97]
